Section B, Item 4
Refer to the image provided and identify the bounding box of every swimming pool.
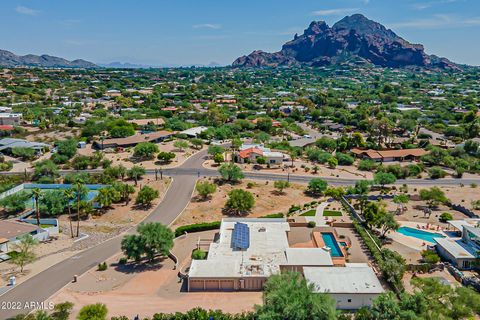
[321,232,344,257]
[397,226,444,243]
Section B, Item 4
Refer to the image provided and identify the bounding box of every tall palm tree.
[63,188,75,238]
[75,182,83,237]
[32,188,42,226]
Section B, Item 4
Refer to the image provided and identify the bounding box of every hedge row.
[174,221,221,237]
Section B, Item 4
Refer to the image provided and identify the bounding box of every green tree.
[377,213,400,238]
[157,151,176,163]
[33,160,59,183]
[255,272,337,320]
[374,172,397,188]
[256,156,266,165]
[428,166,447,179]
[190,138,203,150]
[56,139,77,159]
[363,201,385,229]
[327,157,338,169]
[77,303,108,320]
[174,140,189,151]
[213,153,224,164]
[196,181,217,200]
[133,142,159,159]
[208,145,225,156]
[12,147,35,161]
[273,180,290,194]
[307,178,328,196]
[135,185,159,207]
[0,191,31,214]
[419,187,448,209]
[127,165,146,186]
[94,187,121,208]
[380,249,406,290]
[324,186,346,200]
[219,163,244,182]
[121,222,174,263]
[10,234,38,272]
[50,301,74,320]
[39,190,68,217]
[225,189,255,215]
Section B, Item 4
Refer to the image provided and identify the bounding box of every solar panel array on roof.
[231,222,250,250]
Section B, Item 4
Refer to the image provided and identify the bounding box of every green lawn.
[300,210,316,216]
[323,210,342,216]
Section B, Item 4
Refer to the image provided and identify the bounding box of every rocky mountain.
[0,49,96,68]
[233,14,458,69]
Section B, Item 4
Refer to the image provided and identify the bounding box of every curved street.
[1,150,479,318]
[0,150,207,319]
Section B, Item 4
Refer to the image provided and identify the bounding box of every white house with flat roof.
[304,263,384,310]
[187,218,382,308]
[180,126,208,138]
[435,219,480,269]
[188,218,334,291]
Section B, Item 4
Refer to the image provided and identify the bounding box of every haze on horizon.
[1,0,480,67]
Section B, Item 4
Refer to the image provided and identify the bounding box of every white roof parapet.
[304,264,384,294]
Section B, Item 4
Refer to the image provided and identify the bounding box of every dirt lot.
[380,184,479,226]
[78,140,204,169]
[172,178,317,228]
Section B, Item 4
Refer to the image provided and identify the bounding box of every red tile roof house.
[350,148,428,162]
[237,144,287,165]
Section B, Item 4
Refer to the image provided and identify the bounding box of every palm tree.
[32,188,42,226]
[75,182,84,237]
[63,188,75,238]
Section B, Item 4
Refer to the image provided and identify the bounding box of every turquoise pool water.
[321,233,343,257]
[397,226,444,243]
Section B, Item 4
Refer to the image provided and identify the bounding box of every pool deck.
[390,221,448,251]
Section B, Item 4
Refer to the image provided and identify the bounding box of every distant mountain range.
[99,61,224,69]
[233,14,459,70]
[0,49,96,68]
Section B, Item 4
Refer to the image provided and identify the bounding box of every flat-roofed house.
[304,263,384,310]
[187,218,382,307]
[436,219,480,270]
[0,138,50,154]
[0,220,47,254]
[0,113,22,126]
[93,130,174,150]
[351,148,428,162]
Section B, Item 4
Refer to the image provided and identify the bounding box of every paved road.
[1,149,478,318]
[0,151,207,319]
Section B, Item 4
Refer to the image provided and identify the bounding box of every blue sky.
[1,0,479,66]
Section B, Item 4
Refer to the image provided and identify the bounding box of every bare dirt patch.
[172,178,317,228]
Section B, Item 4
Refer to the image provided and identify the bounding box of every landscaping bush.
[288,205,301,214]
[97,262,108,271]
[259,213,284,218]
[307,221,316,228]
[335,153,354,165]
[439,212,453,223]
[192,249,207,260]
[358,159,378,171]
[421,250,440,265]
[174,221,221,237]
[428,166,447,179]
[118,257,127,265]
